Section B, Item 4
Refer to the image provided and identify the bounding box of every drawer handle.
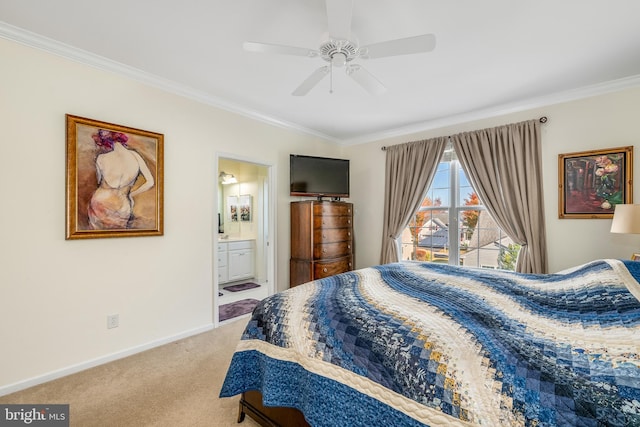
[323,268,328,273]
[322,249,327,253]
[348,232,351,236]
[348,220,351,224]
[322,234,326,239]
[347,245,351,249]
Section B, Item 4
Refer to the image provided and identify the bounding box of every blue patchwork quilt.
[220,260,640,426]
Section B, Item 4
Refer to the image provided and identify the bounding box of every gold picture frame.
[558,146,633,219]
[66,115,164,239]
[631,254,640,261]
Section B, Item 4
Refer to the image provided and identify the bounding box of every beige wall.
[0,38,339,393]
[2,34,639,394]
[345,87,640,273]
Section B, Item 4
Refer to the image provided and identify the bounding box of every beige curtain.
[451,120,548,273]
[380,137,447,264]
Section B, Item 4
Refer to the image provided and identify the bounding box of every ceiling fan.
[243,0,436,96]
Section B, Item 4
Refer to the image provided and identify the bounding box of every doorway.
[214,155,275,326]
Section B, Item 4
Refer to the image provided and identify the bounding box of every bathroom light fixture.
[219,171,237,185]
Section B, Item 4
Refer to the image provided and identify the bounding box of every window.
[400,144,520,270]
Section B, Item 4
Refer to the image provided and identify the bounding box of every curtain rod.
[380,116,548,151]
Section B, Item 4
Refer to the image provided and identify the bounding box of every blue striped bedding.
[220,259,640,426]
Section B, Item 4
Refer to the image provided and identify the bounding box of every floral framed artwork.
[239,195,252,222]
[228,196,238,222]
[66,115,164,239]
[632,254,640,261]
[558,146,633,219]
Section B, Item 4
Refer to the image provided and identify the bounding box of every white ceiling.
[1,0,640,145]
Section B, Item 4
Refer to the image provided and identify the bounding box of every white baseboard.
[0,323,215,397]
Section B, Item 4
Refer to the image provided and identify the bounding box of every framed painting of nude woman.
[65,114,164,239]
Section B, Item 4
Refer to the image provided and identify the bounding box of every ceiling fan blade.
[346,65,386,95]
[292,66,330,96]
[360,34,436,59]
[325,0,353,40]
[243,41,318,58]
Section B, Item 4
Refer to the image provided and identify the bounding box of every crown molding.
[2,21,639,147]
[0,21,337,143]
[340,74,640,145]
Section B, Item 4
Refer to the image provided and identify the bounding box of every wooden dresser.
[290,201,354,287]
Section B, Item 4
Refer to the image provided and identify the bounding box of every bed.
[219,259,640,426]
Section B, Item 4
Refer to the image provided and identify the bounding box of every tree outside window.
[407,196,441,261]
[400,147,520,270]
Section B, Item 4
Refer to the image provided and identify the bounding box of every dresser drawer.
[314,203,352,216]
[290,201,354,288]
[314,215,352,229]
[314,228,352,243]
[314,257,353,279]
[313,241,352,259]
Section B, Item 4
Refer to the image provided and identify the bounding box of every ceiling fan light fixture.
[320,39,357,63]
[331,52,347,67]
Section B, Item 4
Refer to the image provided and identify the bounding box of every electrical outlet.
[107,314,119,329]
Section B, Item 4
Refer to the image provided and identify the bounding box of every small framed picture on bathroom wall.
[239,195,252,222]
[227,196,238,222]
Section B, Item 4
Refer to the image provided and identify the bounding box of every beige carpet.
[0,318,260,427]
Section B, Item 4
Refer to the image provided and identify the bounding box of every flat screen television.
[290,154,349,199]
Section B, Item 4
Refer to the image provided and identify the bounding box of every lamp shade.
[610,204,640,234]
